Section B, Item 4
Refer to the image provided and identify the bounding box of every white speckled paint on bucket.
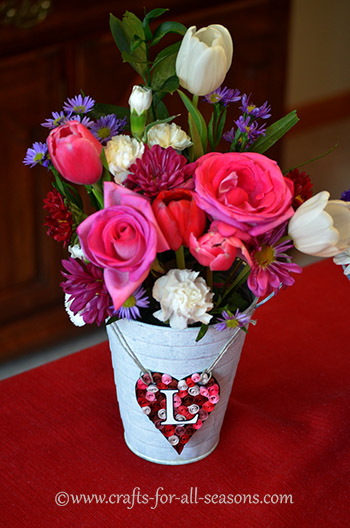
[107,303,255,465]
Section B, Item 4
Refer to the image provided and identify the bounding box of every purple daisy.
[247,223,302,298]
[23,141,49,168]
[60,257,113,326]
[204,86,241,106]
[240,94,271,119]
[341,188,350,201]
[68,114,94,128]
[41,111,69,129]
[222,127,236,143]
[90,115,127,144]
[115,286,150,320]
[63,94,95,114]
[215,309,251,331]
[125,145,196,198]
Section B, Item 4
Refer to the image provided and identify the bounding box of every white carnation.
[68,244,85,260]
[64,294,86,327]
[147,123,192,151]
[152,269,213,330]
[104,134,144,184]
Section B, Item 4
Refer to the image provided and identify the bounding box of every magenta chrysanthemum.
[247,223,302,298]
[125,145,195,198]
[60,257,113,326]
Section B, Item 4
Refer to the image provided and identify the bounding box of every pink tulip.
[47,120,102,185]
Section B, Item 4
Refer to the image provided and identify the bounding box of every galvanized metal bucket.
[107,303,255,465]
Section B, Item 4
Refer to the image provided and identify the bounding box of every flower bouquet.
[24,8,350,463]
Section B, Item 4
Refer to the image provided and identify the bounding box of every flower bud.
[128,85,152,115]
[176,24,233,96]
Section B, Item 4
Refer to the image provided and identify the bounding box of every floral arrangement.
[24,8,350,338]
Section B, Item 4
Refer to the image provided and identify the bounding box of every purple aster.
[90,115,127,144]
[215,309,251,331]
[223,127,236,143]
[115,286,150,320]
[240,94,271,119]
[23,141,49,168]
[68,114,94,128]
[341,188,350,201]
[60,257,113,326]
[204,86,241,106]
[125,145,196,198]
[41,111,69,129]
[63,94,95,114]
[247,223,302,298]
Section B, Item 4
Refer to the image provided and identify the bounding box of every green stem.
[175,246,186,269]
[215,264,250,309]
[217,259,242,304]
[192,94,199,109]
[91,182,104,209]
[206,268,213,289]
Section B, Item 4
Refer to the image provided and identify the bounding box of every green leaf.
[109,14,130,54]
[151,21,187,46]
[130,34,144,53]
[143,8,169,24]
[159,75,179,93]
[151,41,181,70]
[151,51,177,92]
[143,8,168,43]
[196,324,209,342]
[248,110,299,153]
[91,103,129,124]
[121,50,147,65]
[177,89,207,154]
[154,100,169,120]
[110,11,147,80]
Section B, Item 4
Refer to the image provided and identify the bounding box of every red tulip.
[47,120,102,185]
[152,189,206,251]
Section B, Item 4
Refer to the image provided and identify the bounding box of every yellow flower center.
[226,318,239,328]
[123,295,136,308]
[98,126,111,139]
[255,244,275,268]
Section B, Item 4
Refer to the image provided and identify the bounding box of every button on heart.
[135,372,220,454]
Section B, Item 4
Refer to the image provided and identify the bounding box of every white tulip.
[175,24,233,96]
[288,191,350,257]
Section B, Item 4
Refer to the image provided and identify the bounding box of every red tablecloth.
[1,259,349,527]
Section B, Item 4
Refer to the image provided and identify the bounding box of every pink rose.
[77,183,169,310]
[189,226,252,271]
[47,121,102,185]
[194,152,294,238]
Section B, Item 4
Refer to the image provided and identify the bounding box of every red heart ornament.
[135,371,220,454]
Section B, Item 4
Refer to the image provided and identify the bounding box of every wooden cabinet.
[0,0,290,361]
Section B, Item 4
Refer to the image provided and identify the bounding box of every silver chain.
[110,305,257,385]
